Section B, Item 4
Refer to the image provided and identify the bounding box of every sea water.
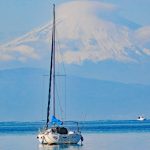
[0,120,150,150]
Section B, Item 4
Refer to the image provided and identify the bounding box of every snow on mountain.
[0,1,150,64]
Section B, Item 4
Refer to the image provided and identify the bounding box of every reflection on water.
[39,144,82,150]
[0,133,150,150]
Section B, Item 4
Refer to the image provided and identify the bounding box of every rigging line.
[41,75,45,121]
[65,75,67,120]
[55,29,66,75]
[55,27,66,75]
[55,67,65,120]
[55,80,64,121]
[55,27,67,120]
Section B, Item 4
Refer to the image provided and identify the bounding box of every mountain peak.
[0,1,150,64]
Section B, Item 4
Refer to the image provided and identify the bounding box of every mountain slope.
[0,68,149,121]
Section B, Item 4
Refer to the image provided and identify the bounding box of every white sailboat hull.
[38,131,81,145]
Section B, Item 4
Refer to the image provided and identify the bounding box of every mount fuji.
[0,1,150,121]
[0,1,150,84]
[0,1,150,64]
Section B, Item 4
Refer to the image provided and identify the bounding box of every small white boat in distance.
[137,116,146,121]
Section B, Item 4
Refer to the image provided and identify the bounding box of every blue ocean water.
[1,120,150,150]
[0,120,150,135]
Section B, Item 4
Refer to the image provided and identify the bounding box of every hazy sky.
[102,0,150,25]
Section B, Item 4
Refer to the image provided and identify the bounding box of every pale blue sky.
[102,0,150,25]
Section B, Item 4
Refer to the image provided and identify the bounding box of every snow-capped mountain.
[0,1,150,64]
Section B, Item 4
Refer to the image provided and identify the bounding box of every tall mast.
[53,4,56,117]
[45,4,55,129]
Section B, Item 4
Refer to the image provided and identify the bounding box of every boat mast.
[53,4,56,117]
[46,4,55,129]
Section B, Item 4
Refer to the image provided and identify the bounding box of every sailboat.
[37,4,83,145]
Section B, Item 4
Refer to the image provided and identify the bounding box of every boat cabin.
[51,127,68,134]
